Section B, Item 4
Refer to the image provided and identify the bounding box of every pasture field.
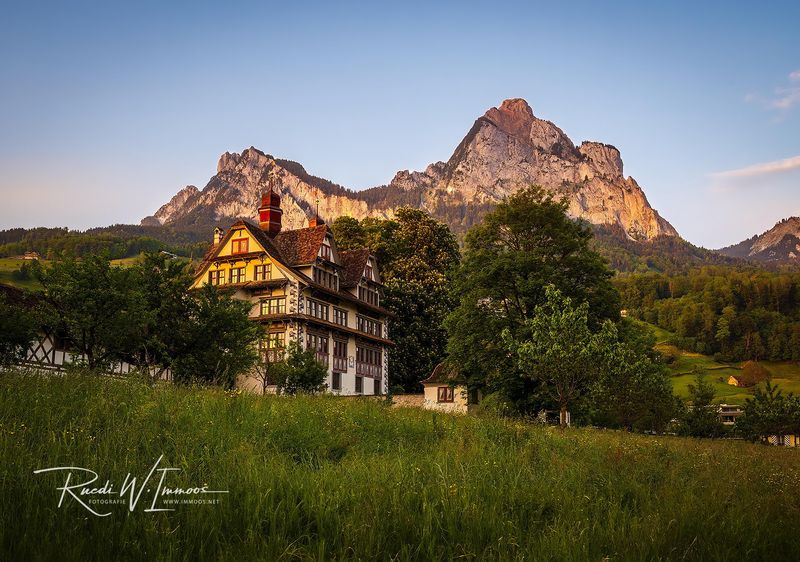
[0,257,39,290]
[635,320,800,404]
[1,371,799,561]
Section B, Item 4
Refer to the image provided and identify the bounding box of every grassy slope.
[1,372,799,561]
[0,258,39,290]
[634,320,800,404]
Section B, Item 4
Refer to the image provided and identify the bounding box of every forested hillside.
[616,267,800,362]
[591,225,743,273]
[0,224,210,260]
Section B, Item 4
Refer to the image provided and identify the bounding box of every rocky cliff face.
[717,217,800,262]
[142,150,379,231]
[144,98,678,240]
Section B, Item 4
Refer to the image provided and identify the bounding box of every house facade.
[191,189,391,396]
[420,362,480,414]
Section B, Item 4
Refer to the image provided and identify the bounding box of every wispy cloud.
[711,155,800,179]
[746,70,800,115]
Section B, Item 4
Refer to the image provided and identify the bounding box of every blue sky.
[1,0,798,248]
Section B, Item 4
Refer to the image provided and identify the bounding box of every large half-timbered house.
[192,189,391,395]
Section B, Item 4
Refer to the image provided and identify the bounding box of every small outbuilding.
[420,363,480,414]
[727,375,745,387]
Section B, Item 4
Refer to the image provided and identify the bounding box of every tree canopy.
[616,266,800,361]
[445,186,620,405]
[31,253,261,386]
[331,207,460,392]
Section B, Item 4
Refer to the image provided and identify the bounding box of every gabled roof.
[193,220,289,277]
[273,225,329,266]
[421,362,465,385]
[192,222,390,315]
[339,249,371,288]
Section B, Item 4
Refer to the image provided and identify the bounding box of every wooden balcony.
[356,362,381,378]
[332,356,347,373]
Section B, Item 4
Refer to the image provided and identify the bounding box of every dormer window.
[365,261,374,281]
[231,237,249,254]
[320,241,332,261]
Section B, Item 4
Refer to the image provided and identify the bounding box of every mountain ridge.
[717,217,800,263]
[144,98,678,241]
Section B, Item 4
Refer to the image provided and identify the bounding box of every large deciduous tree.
[331,208,460,392]
[33,255,145,371]
[0,290,39,366]
[502,286,604,425]
[502,286,675,428]
[445,186,620,409]
[169,284,260,388]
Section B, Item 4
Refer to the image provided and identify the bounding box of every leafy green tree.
[170,284,261,388]
[446,186,620,405]
[32,255,146,371]
[503,286,604,425]
[740,360,771,387]
[131,253,195,380]
[503,286,675,429]
[679,373,724,438]
[589,328,678,432]
[0,291,39,366]
[271,342,328,395]
[331,208,460,392]
[737,382,798,443]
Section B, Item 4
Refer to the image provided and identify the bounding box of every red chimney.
[308,215,325,228]
[258,188,282,235]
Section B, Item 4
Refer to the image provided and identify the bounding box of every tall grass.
[1,371,799,561]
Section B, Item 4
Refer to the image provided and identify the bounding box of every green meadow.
[1,371,799,561]
[0,258,39,290]
[634,320,800,404]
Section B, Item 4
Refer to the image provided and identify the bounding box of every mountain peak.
[145,98,678,241]
[493,98,535,118]
[718,216,800,262]
[484,98,535,140]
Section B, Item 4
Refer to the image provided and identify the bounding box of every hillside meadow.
[635,319,800,404]
[1,372,799,561]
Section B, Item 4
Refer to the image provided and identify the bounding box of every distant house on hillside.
[192,186,392,396]
[22,251,40,260]
[727,375,745,387]
[420,363,480,414]
[728,362,771,388]
[717,404,742,425]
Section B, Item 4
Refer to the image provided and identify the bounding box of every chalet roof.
[194,243,220,274]
[339,249,371,288]
[0,283,38,308]
[272,225,329,266]
[194,220,287,275]
[421,362,465,385]
[191,221,391,316]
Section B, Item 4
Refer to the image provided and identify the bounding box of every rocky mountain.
[144,99,678,240]
[717,217,800,263]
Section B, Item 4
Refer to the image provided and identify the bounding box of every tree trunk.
[559,404,569,429]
